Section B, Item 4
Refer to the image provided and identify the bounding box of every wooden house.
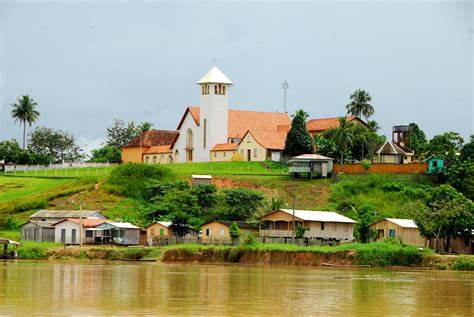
[53,218,105,244]
[425,155,445,174]
[146,221,198,239]
[258,209,356,241]
[20,221,55,242]
[370,218,427,246]
[288,154,334,178]
[201,221,258,243]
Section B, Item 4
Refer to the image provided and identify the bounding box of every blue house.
[425,155,444,174]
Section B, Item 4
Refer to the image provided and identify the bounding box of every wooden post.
[292,194,296,240]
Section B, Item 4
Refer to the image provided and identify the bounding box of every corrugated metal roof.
[385,218,418,228]
[197,66,233,85]
[103,221,140,229]
[290,154,334,161]
[156,221,172,227]
[30,210,104,219]
[278,209,357,223]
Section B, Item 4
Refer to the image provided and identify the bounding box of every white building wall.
[54,221,84,244]
[199,84,229,162]
[173,112,204,163]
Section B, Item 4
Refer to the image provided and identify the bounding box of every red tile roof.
[55,218,105,228]
[176,106,200,129]
[228,110,291,139]
[124,130,179,148]
[241,130,288,150]
[210,143,238,151]
[144,145,172,154]
[306,116,364,133]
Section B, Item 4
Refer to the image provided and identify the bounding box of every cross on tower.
[282,80,289,113]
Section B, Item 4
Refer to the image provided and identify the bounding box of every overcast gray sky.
[1,0,473,152]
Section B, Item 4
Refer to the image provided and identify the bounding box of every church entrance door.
[186,149,193,162]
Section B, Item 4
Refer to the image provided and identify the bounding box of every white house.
[53,218,105,244]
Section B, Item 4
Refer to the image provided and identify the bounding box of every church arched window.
[186,128,193,148]
[222,85,226,95]
[214,84,218,95]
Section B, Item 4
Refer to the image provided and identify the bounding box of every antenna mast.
[282,80,289,113]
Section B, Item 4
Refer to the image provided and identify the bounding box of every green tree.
[10,95,40,149]
[229,222,241,239]
[90,145,122,163]
[283,109,314,157]
[221,188,265,221]
[0,140,22,164]
[28,127,83,163]
[106,119,141,149]
[169,211,190,237]
[348,204,378,243]
[444,159,474,200]
[191,184,218,216]
[295,224,308,239]
[139,122,153,132]
[346,89,374,120]
[331,117,355,168]
[460,135,474,161]
[414,185,473,252]
[426,132,464,162]
[408,123,427,158]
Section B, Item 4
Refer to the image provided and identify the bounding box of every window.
[186,129,193,148]
[61,229,66,243]
[253,148,257,158]
[203,119,207,148]
[160,228,165,236]
[213,152,217,157]
[223,151,226,157]
[153,156,156,164]
[320,222,325,230]
[219,229,225,237]
[389,229,395,237]
[85,230,93,238]
[71,229,77,244]
[206,228,211,236]
[214,84,218,94]
[432,160,438,168]
[222,85,226,95]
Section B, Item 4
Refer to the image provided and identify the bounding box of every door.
[71,229,77,244]
[60,229,66,243]
[247,149,251,161]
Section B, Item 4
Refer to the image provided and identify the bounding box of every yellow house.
[143,146,173,164]
[210,143,238,162]
[121,130,179,163]
[201,221,258,242]
[146,221,198,240]
[370,218,427,247]
[236,130,287,162]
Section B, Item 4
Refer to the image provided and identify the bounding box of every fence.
[2,162,117,177]
[333,163,428,174]
[151,236,342,247]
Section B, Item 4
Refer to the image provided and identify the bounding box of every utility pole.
[282,80,289,113]
[291,194,296,240]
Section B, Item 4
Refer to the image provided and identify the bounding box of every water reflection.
[0,261,472,316]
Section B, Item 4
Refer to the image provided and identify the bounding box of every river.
[0,261,472,316]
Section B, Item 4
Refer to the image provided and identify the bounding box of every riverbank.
[14,241,474,271]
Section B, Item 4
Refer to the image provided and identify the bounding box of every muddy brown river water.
[0,261,472,316]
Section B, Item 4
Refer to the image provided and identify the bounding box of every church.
[121,66,364,164]
[122,66,292,164]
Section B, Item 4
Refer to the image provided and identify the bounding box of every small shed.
[201,221,258,242]
[425,155,444,174]
[94,221,141,245]
[288,154,334,178]
[192,175,212,186]
[20,221,55,242]
[370,218,427,247]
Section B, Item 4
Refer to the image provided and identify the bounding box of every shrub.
[295,225,308,239]
[242,232,257,246]
[361,160,371,171]
[107,163,172,198]
[229,222,241,239]
[451,256,474,271]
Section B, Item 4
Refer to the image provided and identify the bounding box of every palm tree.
[332,117,355,170]
[367,120,380,133]
[139,121,153,132]
[11,95,40,149]
[346,89,374,120]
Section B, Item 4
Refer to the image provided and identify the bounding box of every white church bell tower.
[197,66,232,160]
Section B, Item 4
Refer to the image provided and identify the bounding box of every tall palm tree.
[346,89,374,120]
[11,95,40,149]
[333,117,355,170]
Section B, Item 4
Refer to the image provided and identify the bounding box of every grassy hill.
[0,162,436,228]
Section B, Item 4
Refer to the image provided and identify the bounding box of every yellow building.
[121,130,179,163]
[210,143,238,162]
[201,221,258,242]
[143,146,173,164]
[370,218,427,247]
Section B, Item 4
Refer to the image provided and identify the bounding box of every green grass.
[168,161,287,176]
[452,255,474,271]
[17,241,60,259]
[4,166,114,178]
[0,230,20,240]
[163,241,428,267]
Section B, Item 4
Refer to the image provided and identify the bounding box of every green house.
[425,156,444,174]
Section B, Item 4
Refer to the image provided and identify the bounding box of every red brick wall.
[333,163,428,174]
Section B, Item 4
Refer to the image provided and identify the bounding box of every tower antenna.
[282,80,289,113]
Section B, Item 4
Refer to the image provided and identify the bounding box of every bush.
[295,225,308,239]
[451,255,474,271]
[229,222,241,239]
[107,163,172,198]
[361,160,371,171]
[242,232,257,245]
